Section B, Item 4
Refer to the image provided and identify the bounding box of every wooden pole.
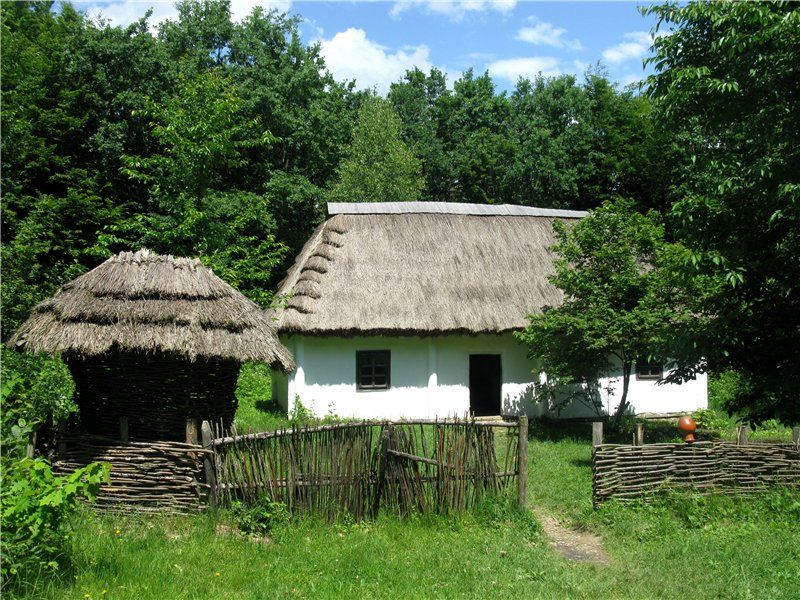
[185,418,198,446]
[792,427,799,447]
[57,420,66,456]
[737,425,748,446]
[372,427,391,517]
[26,423,40,459]
[592,421,603,447]
[517,416,528,509]
[634,423,645,447]
[201,420,217,507]
[120,416,129,444]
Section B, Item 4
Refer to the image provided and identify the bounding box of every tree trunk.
[611,360,632,428]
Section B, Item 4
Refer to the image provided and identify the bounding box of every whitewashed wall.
[271,334,707,420]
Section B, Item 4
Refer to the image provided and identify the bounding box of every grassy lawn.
[16,370,799,599]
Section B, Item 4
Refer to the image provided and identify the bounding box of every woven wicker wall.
[593,441,800,503]
[67,353,239,441]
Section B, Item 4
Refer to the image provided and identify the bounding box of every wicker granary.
[9,249,294,441]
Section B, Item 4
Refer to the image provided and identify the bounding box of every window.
[636,358,663,380]
[356,350,391,390]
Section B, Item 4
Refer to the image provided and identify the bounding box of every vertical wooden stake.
[634,423,645,447]
[119,416,129,444]
[737,425,748,446]
[793,427,800,448]
[372,427,391,517]
[201,420,217,507]
[517,415,528,509]
[592,422,603,447]
[57,420,66,456]
[185,418,198,446]
[26,423,40,459]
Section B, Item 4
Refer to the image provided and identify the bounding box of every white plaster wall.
[274,334,707,419]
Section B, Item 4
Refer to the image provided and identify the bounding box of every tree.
[328,97,424,203]
[645,2,800,424]
[120,70,286,306]
[516,199,689,422]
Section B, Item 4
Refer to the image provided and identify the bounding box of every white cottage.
[271,202,707,420]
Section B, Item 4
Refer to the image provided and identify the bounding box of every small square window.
[636,358,663,380]
[356,350,391,390]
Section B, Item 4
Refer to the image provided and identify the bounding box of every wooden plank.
[185,418,198,445]
[517,416,528,508]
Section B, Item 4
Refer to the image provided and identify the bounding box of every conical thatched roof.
[273,202,586,336]
[9,249,295,370]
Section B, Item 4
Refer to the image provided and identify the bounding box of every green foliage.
[645,1,800,425]
[0,456,110,587]
[516,198,690,419]
[1,352,76,426]
[328,97,424,203]
[691,408,732,431]
[229,496,290,537]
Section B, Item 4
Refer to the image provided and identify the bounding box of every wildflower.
[215,572,221,577]
[115,529,121,535]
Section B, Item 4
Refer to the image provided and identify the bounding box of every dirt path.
[533,508,611,566]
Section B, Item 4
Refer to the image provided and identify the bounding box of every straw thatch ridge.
[274,204,584,336]
[9,249,295,370]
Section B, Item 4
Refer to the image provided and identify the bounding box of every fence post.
[372,426,391,517]
[792,427,799,448]
[634,423,645,447]
[57,420,66,456]
[119,416,129,444]
[26,423,41,459]
[592,421,603,447]
[185,418,198,446]
[201,420,217,507]
[737,425,749,446]
[517,416,528,509]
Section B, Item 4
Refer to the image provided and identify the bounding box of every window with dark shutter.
[635,358,663,380]
[356,350,391,390]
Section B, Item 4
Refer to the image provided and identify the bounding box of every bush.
[229,496,290,537]
[0,446,110,586]
[692,408,731,431]
[1,351,76,425]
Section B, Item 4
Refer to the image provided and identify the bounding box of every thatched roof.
[274,202,586,336]
[9,249,295,370]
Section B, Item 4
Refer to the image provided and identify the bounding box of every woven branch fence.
[206,418,526,519]
[592,423,800,504]
[51,432,207,514]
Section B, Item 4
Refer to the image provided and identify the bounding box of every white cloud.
[320,28,436,94]
[602,31,652,65]
[515,19,581,50]
[488,56,562,83]
[79,0,290,30]
[390,0,516,21]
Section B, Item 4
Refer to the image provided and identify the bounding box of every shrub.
[692,408,731,431]
[229,496,290,537]
[0,452,110,586]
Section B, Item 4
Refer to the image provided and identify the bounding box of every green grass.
[14,378,799,599]
[233,363,292,432]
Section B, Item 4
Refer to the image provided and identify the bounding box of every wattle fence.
[42,417,526,517]
[205,418,526,519]
[592,423,800,504]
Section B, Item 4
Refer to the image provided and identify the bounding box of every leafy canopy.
[645,1,800,424]
[516,199,685,419]
[328,97,425,203]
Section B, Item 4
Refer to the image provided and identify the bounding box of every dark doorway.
[469,354,502,416]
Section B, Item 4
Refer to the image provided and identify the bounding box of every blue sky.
[74,1,660,93]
